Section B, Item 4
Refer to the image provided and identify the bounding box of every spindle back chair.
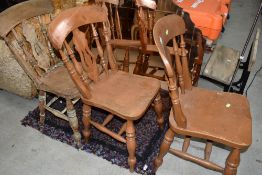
[153,14,252,175]
[48,5,164,172]
[0,0,82,145]
[132,0,167,80]
[96,0,144,72]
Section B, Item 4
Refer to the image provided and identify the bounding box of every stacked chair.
[153,14,252,175]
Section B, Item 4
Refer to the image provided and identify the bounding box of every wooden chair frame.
[48,5,164,172]
[0,0,82,146]
[153,14,252,175]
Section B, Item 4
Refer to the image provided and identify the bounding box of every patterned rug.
[21,90,171,175]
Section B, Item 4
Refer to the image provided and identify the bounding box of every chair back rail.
[48,5,117,99]
[135,0,156,49]
[153,14,194,128]
[96,0,122,40]
[0,0,53,37]
[0,0,60,87]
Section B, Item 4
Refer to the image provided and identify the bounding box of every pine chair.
[153,14,252,174]
[48,5,164,172]
[131,0,167,80]
[131,0,205,85]
[0,0,82,145]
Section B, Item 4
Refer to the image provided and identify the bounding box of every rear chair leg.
[126,120,136,172]
[66,99,81,147]
[154,92,164,129]
[154,128,175,171]
[133,52,143,75]
[224,149,240,175]
[38,90,46,131]
[82,104,91,143]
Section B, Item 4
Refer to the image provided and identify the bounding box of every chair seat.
[82,71,161,120]
[39,66,80,99]
[169,87,252,149]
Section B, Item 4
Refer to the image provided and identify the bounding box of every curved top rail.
[48,5,108,50]
[0,0,54,37]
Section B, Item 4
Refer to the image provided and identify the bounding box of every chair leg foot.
[154,92,164,129]
[82,104,91,143]
[126,120,136,172]
[38,91,46,132]
[224,149,240,175]
[66,99,81,147]
[154,128,175,171]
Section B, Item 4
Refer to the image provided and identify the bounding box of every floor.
[0,0,262,174]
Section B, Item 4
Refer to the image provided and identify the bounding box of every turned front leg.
[66,99,81,146]
[38,90,46,131]
[126,120,136,172]
[154,128,175,171]
[153,92,164,129]
[224,149,240,175]
[82,104,91,143]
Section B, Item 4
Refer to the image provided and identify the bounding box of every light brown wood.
[169,148,224,173]
[118,122,127,135]
[90,120,126,143]
[204,141,213,160]
[182,136,191,152]
[82,104,91,142]
[48,5,163,171]
[0,0,81,145]
[224,149,240,175]
[154,128,175,170]
[130,0,205,85]
[126,120,136,172]
[102,114,114,126]
[66,99,81,146]
[153,92,164,129]
[153,14,252,174]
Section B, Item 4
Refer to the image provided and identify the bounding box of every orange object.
[173,0,228,41]
[221,0,232,11]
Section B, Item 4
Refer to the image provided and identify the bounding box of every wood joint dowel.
[90,121,126,143]
[44,105,69,121]
[102,114,114,126]
[169,148,224,173]
[118,122,127,135]
[182,136,191,152]
[204,141,213,160]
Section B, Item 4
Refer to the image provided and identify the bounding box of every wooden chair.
[132,0,167,81]
[0,0,82,145]
[48,5,164,172]
[131,0,205,85]
[153,14,252,174]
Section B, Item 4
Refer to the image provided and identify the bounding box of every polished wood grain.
[153,14,252,175]
[48,5,164,171]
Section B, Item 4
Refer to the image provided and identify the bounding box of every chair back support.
[135,0,157,49]
[96,0,122,40]
[0,0,57,87]
[0,0,53,37]
[153,14,193,128]
[48,5,117,99]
